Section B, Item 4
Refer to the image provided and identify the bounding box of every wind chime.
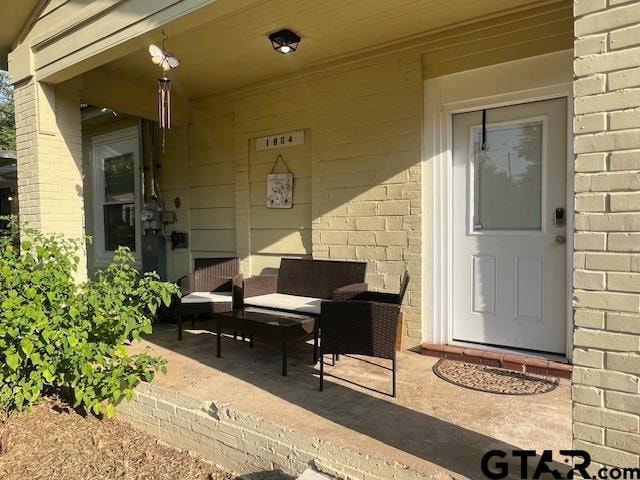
[148,31,181,152]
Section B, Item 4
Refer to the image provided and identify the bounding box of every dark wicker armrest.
[332,283,368,301]
[320,300,400,359]
[242,275,278,299]
[354,291,402,305]
[178,274,195,296]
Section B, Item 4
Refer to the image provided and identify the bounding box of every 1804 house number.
[256,130,305,151]
[267,135,293,147]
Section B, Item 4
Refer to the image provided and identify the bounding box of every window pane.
[104,203,136,251]
[473,121,542,230]
[104,153,134,202]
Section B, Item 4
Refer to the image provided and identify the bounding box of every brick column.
[14,78,86,279]
[573,0,640,470]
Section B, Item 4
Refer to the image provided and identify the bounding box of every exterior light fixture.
[100,107,117,117]
[269,29,300,54]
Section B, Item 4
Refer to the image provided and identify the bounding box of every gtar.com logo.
[481,449,640,479]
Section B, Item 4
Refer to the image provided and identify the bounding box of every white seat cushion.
[244,293,324,315]
[181,292,233,304]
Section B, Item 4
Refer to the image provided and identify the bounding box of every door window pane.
[104,203,136,251]
[473,121,542,230]
[104,154,134,202]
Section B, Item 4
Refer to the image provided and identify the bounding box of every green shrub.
[0,225,178,417]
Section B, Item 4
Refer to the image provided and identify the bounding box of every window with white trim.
[91,127,141,266]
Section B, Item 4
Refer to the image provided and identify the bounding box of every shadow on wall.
[240,469,295,480]
[145,323,571,480]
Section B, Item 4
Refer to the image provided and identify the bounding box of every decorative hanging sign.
[256,130,305,151]
[267,154,293,209]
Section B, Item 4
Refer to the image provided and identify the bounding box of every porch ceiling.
[100,0,563,99]
[0,0,39,69]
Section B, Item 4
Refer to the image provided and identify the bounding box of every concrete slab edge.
[115,381,453,480]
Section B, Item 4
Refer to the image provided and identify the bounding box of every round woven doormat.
[433,359,558,395]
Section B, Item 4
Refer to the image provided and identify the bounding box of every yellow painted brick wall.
[187,49,423,344]
[159,5,572,347]
[15,78,86,279]
[572,0,640,471]
[73,1,572,346]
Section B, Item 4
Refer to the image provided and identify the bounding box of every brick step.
[421,342,572,379]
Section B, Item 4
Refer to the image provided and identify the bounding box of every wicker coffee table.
[214,307,318,376]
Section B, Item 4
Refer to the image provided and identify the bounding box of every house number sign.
[255,130,305,151]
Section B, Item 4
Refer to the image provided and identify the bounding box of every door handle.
[555,208,565,227]
[555,235,566,245]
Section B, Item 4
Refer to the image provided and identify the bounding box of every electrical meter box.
[142,234,167,281]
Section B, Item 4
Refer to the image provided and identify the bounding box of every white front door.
[452,98,567,354]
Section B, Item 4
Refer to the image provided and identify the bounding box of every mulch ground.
[0,398,235,480]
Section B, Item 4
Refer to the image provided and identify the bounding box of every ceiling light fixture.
[269,29,300,54]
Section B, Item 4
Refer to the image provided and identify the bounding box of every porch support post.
[14,77,86,279]
[572,0,640,471]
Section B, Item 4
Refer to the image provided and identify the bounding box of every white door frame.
[91,125,142,269]
[422,50,574,359]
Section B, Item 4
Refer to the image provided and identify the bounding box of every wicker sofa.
[241,258,368,316]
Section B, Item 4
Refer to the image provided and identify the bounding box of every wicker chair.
[319,271,410,397]
[177,257,242,340]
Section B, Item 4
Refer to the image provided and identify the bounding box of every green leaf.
[14,392,24,410]
[81,363,93,377]
[161,291,171,307]
[74,389,84,404]
[6,353,19,371]
[104,403,116,418]
[30,352,41,365]
[21,241,32,250]
[42,369,54,383]
[20,338,34,357]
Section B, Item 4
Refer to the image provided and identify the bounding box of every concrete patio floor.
[128,320,572,479]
